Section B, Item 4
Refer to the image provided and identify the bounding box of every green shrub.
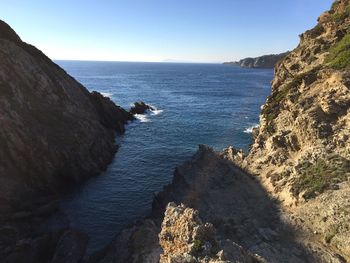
[291,157,349,199]
[192,239,204,253]
[330,5,350,23]
[331,0,340,10]
[326,34,350,69]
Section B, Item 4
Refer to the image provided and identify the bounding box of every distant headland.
[224,52,289,68]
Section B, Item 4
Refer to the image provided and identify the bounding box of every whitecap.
[100,92,113,98]
[134,114,151,123]
[150,108,164,115]
[244,124,259,134]
[130,104,163,123]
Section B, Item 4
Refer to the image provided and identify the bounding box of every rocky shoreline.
[88,1,350,262]
[88,146,347,262]
[1,0,350,262]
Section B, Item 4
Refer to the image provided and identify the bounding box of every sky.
[0,0,334,63]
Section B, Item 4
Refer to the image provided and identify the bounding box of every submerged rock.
[130,101,154,115]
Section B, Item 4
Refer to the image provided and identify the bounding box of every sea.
[54,61,273,253]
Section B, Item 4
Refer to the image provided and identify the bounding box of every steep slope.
[0,20,134,213]
[242,0,350,204]
[221,0,350,258]
[90,147,343,263]
[224,52,289,69]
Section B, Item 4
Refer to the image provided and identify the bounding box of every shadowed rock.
[130,102,154,115]
[0,19,134,215]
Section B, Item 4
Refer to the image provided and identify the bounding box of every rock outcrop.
[159,203,260,263]
[0,19,134,213]
[130,101,154,115]
[224,52,289,69]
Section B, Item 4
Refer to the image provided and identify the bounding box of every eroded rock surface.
[231,1,350,259]
[159,203,260,263]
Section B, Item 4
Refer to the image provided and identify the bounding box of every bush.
[326,34,350,69]
[331,0,340,10]
[330,5,350,23]
[291,156,349,199]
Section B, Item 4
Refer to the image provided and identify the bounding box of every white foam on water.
[146,104,163,115]
[129,104,163,123]
[134,114,151,123]
[100,92,113,98]
[150,108,164,115]
[244,124,259,134]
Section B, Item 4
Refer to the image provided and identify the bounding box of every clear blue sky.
[0,0,334,62]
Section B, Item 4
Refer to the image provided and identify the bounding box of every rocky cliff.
[226,0,350,259]
[224,52,289,69]
[5,0,349,261]
[0,20,134,213]
[92,1,350,262]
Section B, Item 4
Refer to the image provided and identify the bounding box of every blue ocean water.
[55,61,273,253]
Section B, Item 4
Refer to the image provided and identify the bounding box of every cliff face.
[242,0,350,204]
[224,52,289,69]
[0,20,134,212]
[223,0,350,257]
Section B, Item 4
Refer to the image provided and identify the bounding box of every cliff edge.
[0,20,134,213]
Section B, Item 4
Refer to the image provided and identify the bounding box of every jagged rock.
[220,146,246,165]
[159,203,259,263]
[130,102,154,115]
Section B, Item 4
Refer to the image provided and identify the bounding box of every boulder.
[130,102,154,115]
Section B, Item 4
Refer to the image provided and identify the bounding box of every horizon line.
[53,59,224,64]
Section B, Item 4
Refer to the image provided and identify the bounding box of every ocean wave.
[100,92,113,98]
[132,104,163,123]
[149,105,164,115]
[134,114,151,123]
[244,124,259,134]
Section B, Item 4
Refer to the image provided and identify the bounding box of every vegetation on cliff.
[326,34,350,69]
